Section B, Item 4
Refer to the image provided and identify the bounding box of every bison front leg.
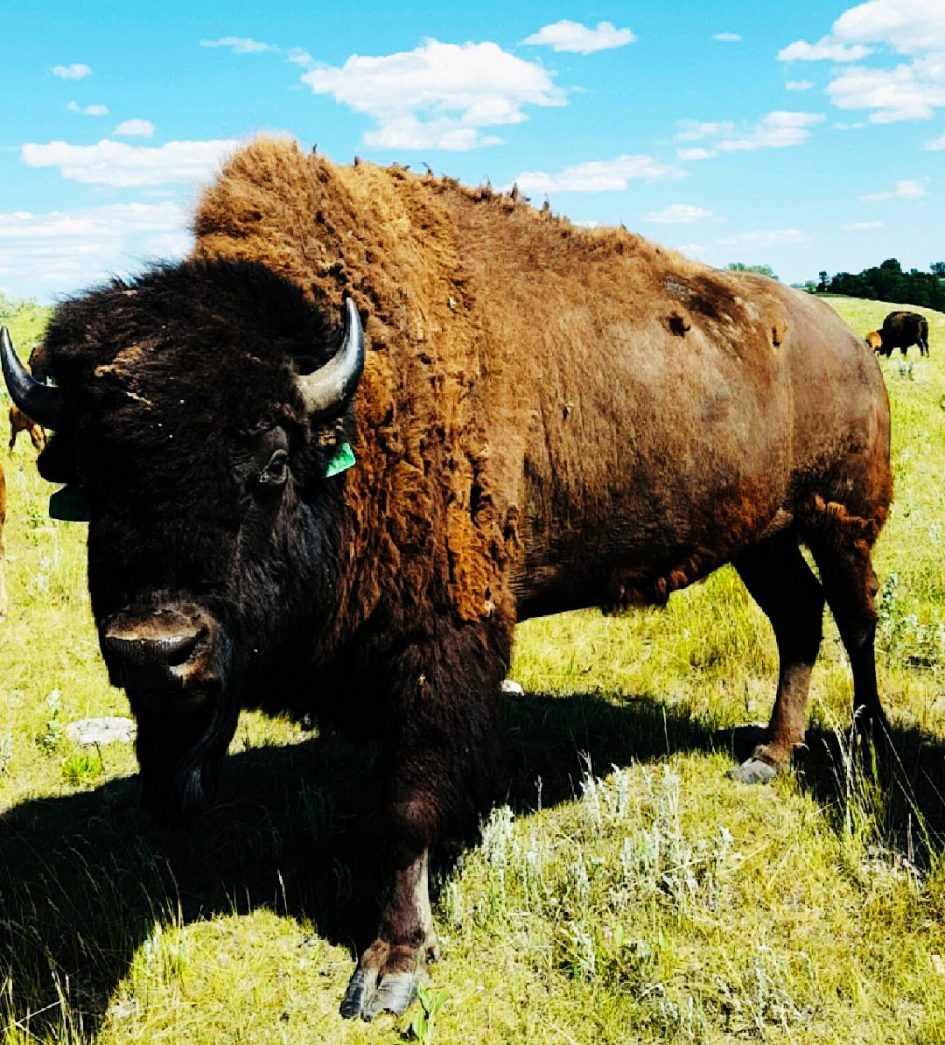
[340,618,509,1020]
[340,847,438,1020]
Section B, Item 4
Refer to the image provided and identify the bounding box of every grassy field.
[2,295,945,1043]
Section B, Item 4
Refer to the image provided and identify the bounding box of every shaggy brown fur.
[189,139,891,1015]
[194,138,891,632]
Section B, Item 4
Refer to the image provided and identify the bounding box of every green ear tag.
[325,441,356,478]
[49,485,91,522]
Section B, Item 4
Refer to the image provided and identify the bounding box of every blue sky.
[1,0,943,301]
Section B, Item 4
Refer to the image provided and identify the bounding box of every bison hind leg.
[807,534,886,736]
[727,528,825,783]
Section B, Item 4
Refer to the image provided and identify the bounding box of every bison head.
[1,259,364,825]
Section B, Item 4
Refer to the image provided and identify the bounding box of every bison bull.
[868,309,929,357]
[1,138,892,1020]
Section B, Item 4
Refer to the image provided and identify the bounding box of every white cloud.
[67,101,109,116]
[0,202,190,295]
[925,131,945,149]
[302,39,565,151]
[115,118,155,138]
[828,63,945,122]
[644,203,716,224]
[860,178,927,200]
[514,154,686,194]
[780,1,945,123]
[676,120,737,141]
[786,80,814,91]
[676,111,823,159]
[842,220,886,229]
[521,20,636,54]
[52,63,91,80]
[713,32,742,43]
[200,36,278,54]
[777,37,872,62]
[288,48,314,68]
[718,229,807,246]
[21,138,239,187]
[718,111,824,150]
[833,0,945,54]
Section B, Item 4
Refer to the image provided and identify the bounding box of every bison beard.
[1,137,893,1022]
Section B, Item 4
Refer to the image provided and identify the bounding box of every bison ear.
[294,297,365,423]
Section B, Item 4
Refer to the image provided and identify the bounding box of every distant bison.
[868,310,929,357]
[8,345,49,451]
[0,458,6,616]
[8,403,45,451]
[1,138,893,1020]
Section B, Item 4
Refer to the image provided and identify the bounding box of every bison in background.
[868,310,930,357]
[0,138,892,1021]
[8,345,49,451]
[0,459,6,616]
[8,404,45,452]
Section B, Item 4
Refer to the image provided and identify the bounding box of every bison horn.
[296,297,365,422]
[1,326,65,431]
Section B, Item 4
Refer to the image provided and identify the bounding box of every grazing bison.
[0,459,6,616]
[869,310,929,357]
[8,346,50,451]
[1,138,892,1020]
[8,403,45,451]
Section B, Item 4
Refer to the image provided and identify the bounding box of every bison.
[1,137,892,1021]
[8,403,46,452]
[0,458,6,616]
[8,345,50,451]
[869,310,929,357]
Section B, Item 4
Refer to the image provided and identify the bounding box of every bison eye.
[258,449,289,487]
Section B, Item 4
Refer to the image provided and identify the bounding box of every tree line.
[810,259,945,310]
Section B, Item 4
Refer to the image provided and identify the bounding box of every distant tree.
[813,259,945,310]
[817,270,829,292]
[726,262,779,280]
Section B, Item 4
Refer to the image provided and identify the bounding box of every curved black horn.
[1,326,65,430]
[295,297,365,422]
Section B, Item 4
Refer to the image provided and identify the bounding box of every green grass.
[3,297,945,1043]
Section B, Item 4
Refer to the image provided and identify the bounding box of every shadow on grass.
[2,689,944,1038]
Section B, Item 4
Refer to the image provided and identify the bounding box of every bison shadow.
[2,688,944,1038]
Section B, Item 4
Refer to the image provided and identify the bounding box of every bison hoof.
[726,757,778,785]
[340,968,419,1022]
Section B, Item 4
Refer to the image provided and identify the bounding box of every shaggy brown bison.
[8,403,45,451]
[0,458,6,617]
[8,345,49,451]
[1,137,892,1020]
[869,310,929,357]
